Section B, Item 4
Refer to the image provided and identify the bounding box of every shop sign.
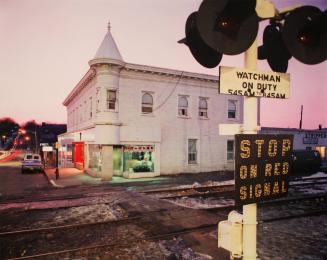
[304,132,327,139]
[219,66,290,99]
[303,137,318,144]
[42,146,53,152]
[235,134,293,206]
[124,145,154,153]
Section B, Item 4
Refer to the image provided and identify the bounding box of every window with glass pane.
[178,96,188,116]
[199,98,208,117]
[188,139,197,164]
[227,140,234,160]
[228,100,236,119]
[89,97,93,119]
[142,93,153,113]
[107,90,116,110]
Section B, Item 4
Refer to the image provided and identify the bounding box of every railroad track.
[2,193,326,260]
[142,176,327,200]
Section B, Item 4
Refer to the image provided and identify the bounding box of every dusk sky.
[0,0,326,129]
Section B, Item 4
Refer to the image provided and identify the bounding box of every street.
[0,152,326,259]
[0,151,51,197]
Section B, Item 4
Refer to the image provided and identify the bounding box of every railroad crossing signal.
[179,0,327,71]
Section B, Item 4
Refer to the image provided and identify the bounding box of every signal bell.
[282,6,327,65]
[178,12,222,68]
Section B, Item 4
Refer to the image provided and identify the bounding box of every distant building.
[58,24,253,180]
[40,123,67,145]
[260,127,327,161]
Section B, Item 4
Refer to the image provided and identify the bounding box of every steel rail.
[5,206,327,260]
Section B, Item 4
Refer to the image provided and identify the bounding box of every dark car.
[291,150,322,175]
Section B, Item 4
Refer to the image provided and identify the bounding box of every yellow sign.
[219,66,290,99]
[235,134,293,206]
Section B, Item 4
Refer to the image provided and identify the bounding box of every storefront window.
[88,144,102,173]
[113,146,122,172]
[123,145,155,172]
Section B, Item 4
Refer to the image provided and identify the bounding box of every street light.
[19,129,38,153]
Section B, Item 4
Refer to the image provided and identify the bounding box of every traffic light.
[179,0,259,68]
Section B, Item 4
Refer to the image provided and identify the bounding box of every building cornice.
[62,61,219,107]
[63,68,96,106]
[124,63,218,83]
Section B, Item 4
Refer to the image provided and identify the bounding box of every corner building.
[59,25,245,179]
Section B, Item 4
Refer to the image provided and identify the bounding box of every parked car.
[21,153,44,173]
[291,150,322,175]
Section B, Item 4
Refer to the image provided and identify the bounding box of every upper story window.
[79,104,83,123]
[199,98,208,117]
[107,90,117,110]
[178,96,188,116]
[142,93,153,113]
[89,97,93,119]
[228,100,237,119]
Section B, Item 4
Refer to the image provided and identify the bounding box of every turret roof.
[89,22,124,66]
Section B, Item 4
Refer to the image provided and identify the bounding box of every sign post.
[242,39,259,260]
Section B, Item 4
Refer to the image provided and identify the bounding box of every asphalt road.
[0,150,51,197]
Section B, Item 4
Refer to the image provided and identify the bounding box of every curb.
[43,170,65,188]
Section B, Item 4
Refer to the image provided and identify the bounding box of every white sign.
[42,146,53,152]
[219,66,290,99]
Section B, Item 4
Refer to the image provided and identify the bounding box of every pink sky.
[0,0,326,129]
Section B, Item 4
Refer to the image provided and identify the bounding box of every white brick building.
[59,25,246,179]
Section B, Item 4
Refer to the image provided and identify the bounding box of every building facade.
[59,25,246,179]
[260,127,327,161]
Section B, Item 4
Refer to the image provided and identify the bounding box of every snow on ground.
[176,180,235,189]
[166,197,234,209]
[303,171,327,178]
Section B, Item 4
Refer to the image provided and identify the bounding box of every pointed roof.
[89,22,125,67]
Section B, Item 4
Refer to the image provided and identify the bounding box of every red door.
[73,142,84,169]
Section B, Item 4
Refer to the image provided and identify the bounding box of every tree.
[0,117,19,136]
[21,120,41,152]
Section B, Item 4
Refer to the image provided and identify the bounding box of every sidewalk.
[43,168,170,188]
[44,167,233,188]
[44,168,103,188]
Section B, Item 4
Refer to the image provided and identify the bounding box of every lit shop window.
[188,139,197,164]
[123,146,155,173]
[142,93,153,113]
[228,100,237,119]
[199,98,208,117]
[178,96,188,116]
[227,140,234,160]
[107,90,117,110]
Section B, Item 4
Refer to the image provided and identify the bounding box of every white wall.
[64,63,244,175]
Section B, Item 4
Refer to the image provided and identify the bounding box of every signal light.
[179,12,222,68]
[282,6,327,65]
[258,24,292,72]
[180,1,326,69]
[197,0,258,55]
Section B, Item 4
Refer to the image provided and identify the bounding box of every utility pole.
[299,105,303,129]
